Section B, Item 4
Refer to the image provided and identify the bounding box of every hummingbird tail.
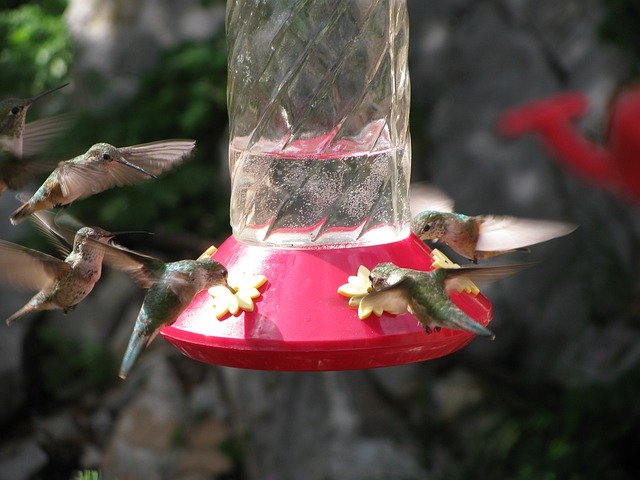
[447,310,496,339]
[119,330,150,380]
[5,303,35,325]
[10,202,32,225]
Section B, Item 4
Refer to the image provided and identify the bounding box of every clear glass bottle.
[226,0,411,247]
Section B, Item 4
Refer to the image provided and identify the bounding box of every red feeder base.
[160,234,492,371]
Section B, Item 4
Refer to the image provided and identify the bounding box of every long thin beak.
[116,157,158,178]
[28,83,70,105]
[110,230,155,236]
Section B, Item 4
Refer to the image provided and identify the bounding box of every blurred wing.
[442,263,534,290]
[409,182,455,216]
[56,161,109,200]
[476,216,578,251]
[360,279,413,316]
[98,241,165,288]
[27,208,75,257]
[0,239,66,291]
[22,113,74,157]
[0,155,57,190]
[117,139,195,177]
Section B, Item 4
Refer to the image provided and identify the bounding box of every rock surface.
[0,1,638,479]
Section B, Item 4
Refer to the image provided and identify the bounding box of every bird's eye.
[103,153,111,161]
[422,224,431,232]
[10,106,20,115]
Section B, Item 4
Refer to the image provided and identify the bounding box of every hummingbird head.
[198,258,230,288]
[411,211,448,240]
[369,262,403,291]
[0,83,68,156]
[73,226,115,252]
[0,97,31,151]
[87,142,158,178]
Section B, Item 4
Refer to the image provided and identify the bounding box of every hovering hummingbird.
[412,211,577,263]
[362,262,530,338]
[1,83,71,194]
[0,215,116,325]
[0,83,69,157]
[103,246,230,379]
[10,139,196,224]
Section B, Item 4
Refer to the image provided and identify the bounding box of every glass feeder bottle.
[226,0,411,246]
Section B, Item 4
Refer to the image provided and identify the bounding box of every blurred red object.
[498,86,640,200]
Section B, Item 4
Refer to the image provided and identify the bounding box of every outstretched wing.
[26,208,78,257]
[0,239,67,291]
[442,263,533,291]
[22,113,74,157]
[360,278,413,316]
[409,182,455,216]
[98,241,165,289]
[476,216,577,252]
[117,139,195,177]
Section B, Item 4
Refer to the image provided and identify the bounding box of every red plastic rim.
[160,233,492,371]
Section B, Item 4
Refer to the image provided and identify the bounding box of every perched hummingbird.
[106,248,230,379]
[363,262,530,338]
[0,218,115,325]
[1,83,70,194]
[10,139,196,224]
[412,210,577,263]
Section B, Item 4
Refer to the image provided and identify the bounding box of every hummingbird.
[362,262,531,338]
[0,215,116,325]
[103,246,230,379]
[10,139,196,224]
[0,83,69,157]
[412,210,577,263]
[1,83,70,194]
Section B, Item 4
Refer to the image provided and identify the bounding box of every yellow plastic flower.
[431,249,479,295]
[198,245,219,260]
[209,271,267,318]
[338,265,395,319]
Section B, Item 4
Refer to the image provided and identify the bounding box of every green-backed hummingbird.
[362,262,530,338]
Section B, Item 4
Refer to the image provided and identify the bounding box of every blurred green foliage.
[66,37,231,240]
[30,325,117,402]
[0,0,72,97]
[1,0,231,247]
[445,367,640,480]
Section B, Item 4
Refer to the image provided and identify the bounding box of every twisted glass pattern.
[227,0,411,246]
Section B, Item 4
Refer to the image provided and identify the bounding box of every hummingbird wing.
[116,139,196,177]
[409,182,455,216]
[98,241,165,288]
[0,239,68,291]
[22,113,74,157]
[360,278,413,316]
[476,216,578,252]
[26,208,78,257]
[442,263,533,290]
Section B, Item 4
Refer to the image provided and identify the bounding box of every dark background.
[1,0,639,479]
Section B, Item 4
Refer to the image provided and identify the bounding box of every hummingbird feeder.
[161,0,493,370]
[498,86,640,201]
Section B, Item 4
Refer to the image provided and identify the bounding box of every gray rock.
[0,438,48,480]
[102,352,185,480]
[222,369,428,480]
[65,0,225,110]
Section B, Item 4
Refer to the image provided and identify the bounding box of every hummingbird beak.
[116,157,158,179]
[27,83,70,105]
[110,230,155,237]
